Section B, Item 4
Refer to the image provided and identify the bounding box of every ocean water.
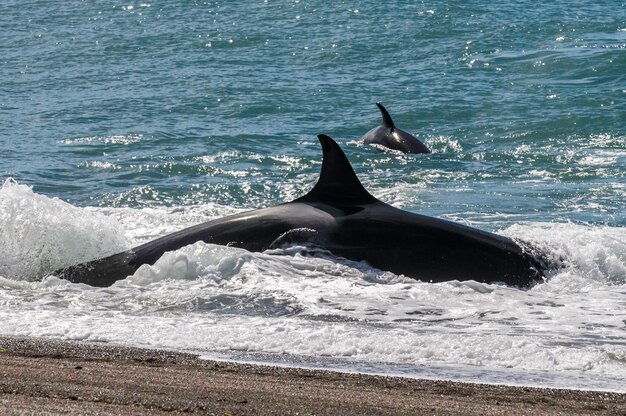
[1,1,625,391]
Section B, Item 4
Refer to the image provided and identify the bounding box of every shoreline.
[1,336,625,415]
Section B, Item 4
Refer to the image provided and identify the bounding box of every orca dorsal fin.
[376,102,395,131]
[295,134,378,206]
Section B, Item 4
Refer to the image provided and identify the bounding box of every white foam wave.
[504,222,626,286]
[0,306,624,390]
[126,243,251,286]
[59,134,143,145]
[0,187,625,390]
[0,179,130,280]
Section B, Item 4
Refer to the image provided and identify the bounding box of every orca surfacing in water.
[55,135,547,288]
[361,102,430,154]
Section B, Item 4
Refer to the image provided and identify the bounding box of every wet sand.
[0,336,624,415]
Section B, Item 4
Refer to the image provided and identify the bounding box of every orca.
[54,135,547,288]
[361,102,430,154]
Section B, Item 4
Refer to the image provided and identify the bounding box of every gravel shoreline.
[1,335,624,415]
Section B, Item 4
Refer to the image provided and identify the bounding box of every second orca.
[361,102,430,154]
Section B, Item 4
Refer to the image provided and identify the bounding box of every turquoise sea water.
[1,2,625,390]
[3,1,624,221]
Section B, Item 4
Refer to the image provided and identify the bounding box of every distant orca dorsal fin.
[295,134,378,205]
[376,102,395,131]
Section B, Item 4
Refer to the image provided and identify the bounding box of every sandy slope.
[1,336,624,415]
